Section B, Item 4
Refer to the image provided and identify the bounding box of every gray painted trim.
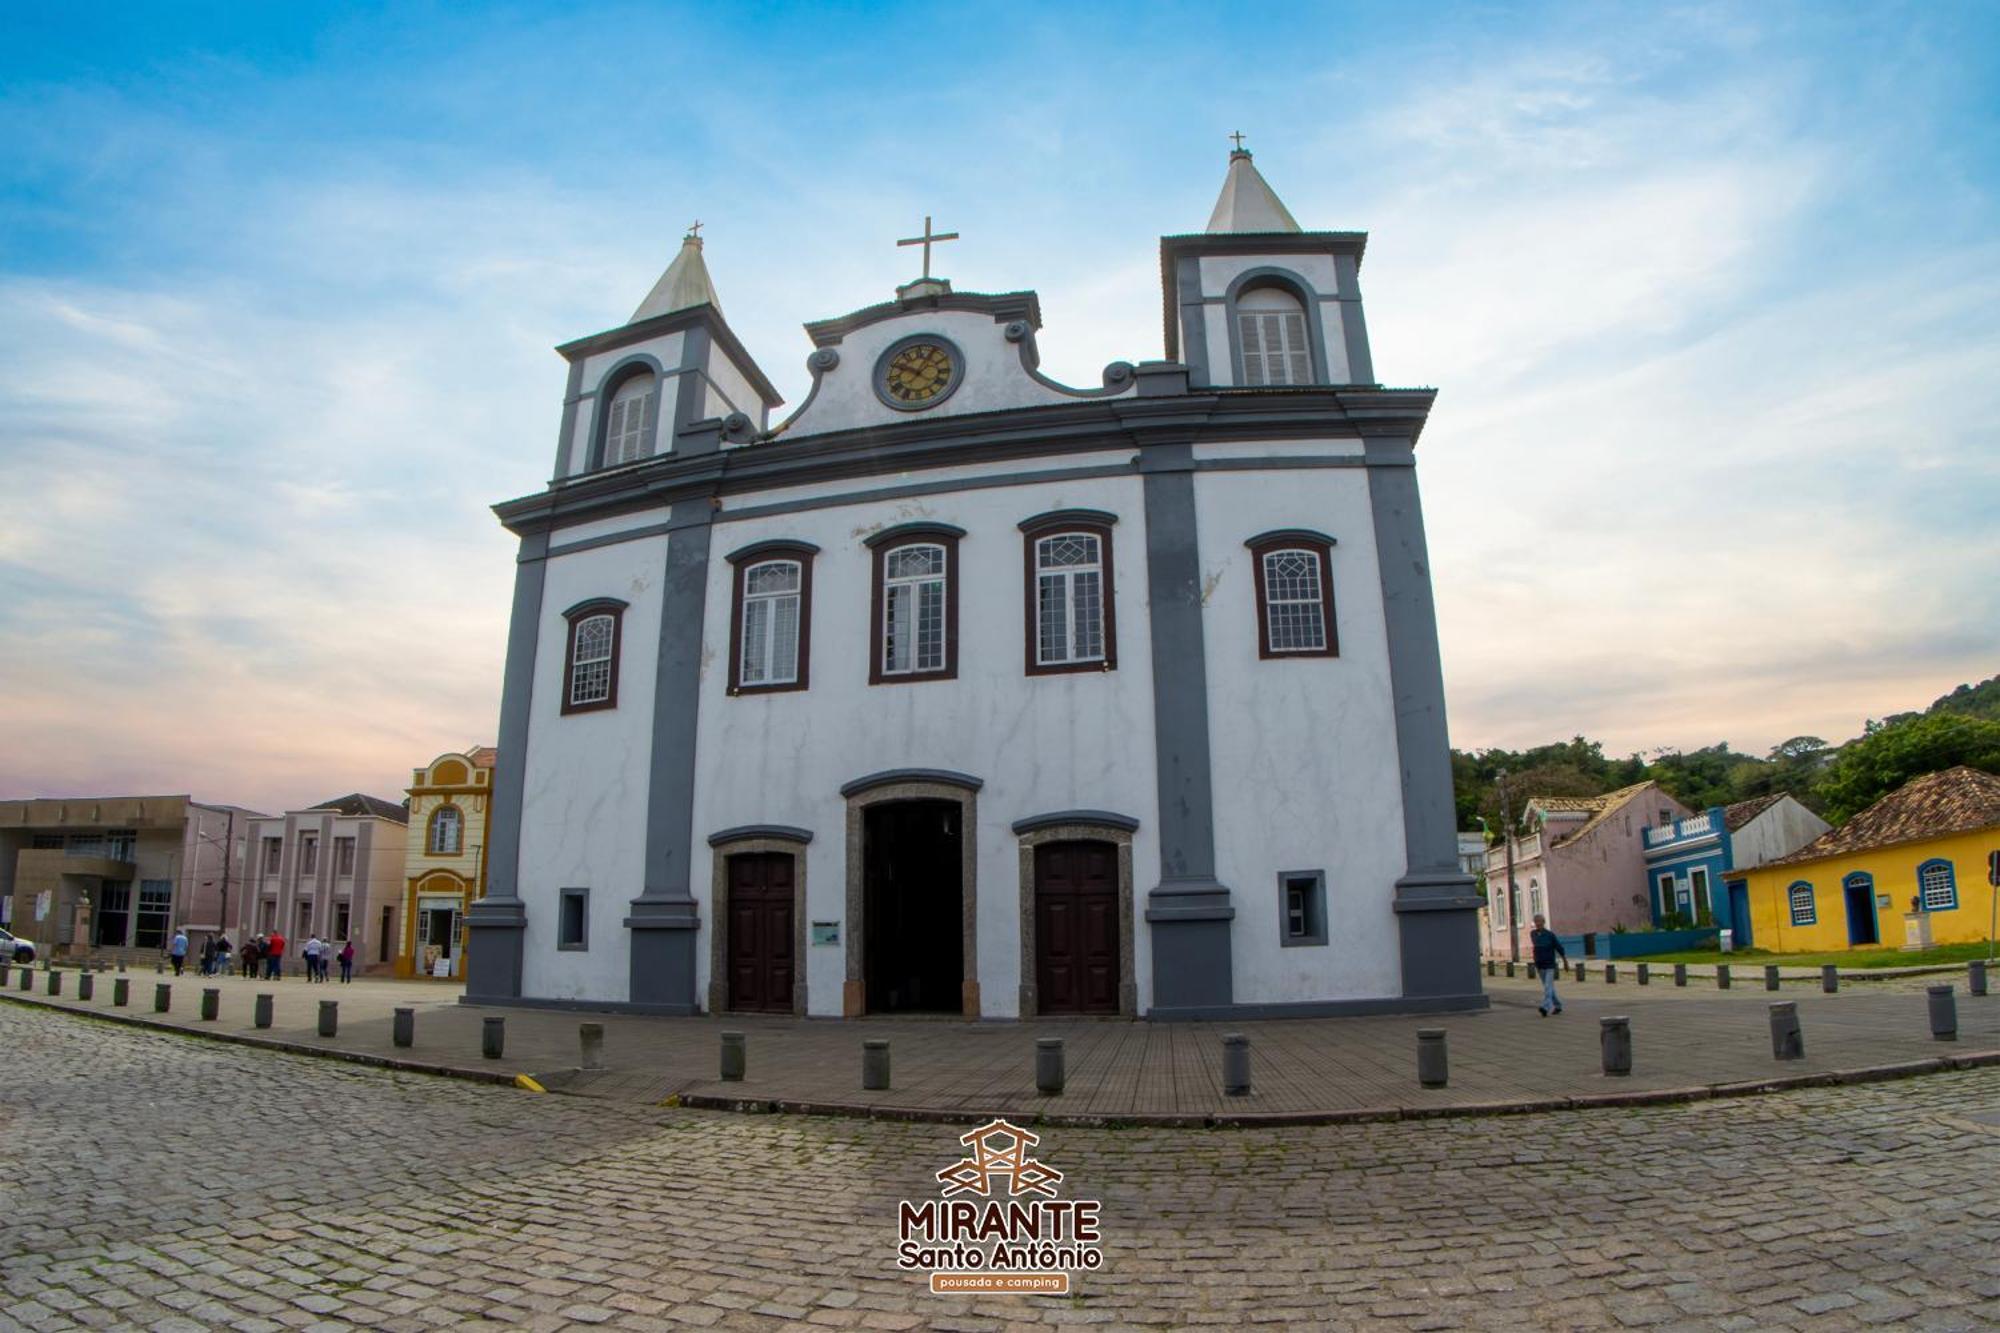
[1017,508,1118,534]
[805,290,1041,347]
[1007,321,1138,399]
[483,531,547,905]
[1140,445,1218,883]
[560,595,629,618]
[556,303,782,409]
[724,538,822,565]
[1010,810,1139,836]
[1196,455,1390,472]
[557,887,588,950]
[839,769,984,799]
[1159,231,1369,360]
[719,465,1135,530]
[1175,255,1209,384]
[550,358,586,482]
[637,497,713,909]
[546,523,677,559]
[1277,869,1328,947]
[672,326,712,454]
[1244,527,1338,549]
[706,824,814,847]
[1334,253,1376,385]
[585,353,668,472]
[871,333,967,413]
[1221,267,1332,388]
[860,520,968,550]
[1150,992,1490,1021]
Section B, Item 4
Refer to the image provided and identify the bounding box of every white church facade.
[465,149,1485,1019]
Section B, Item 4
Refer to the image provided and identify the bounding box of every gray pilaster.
[1334,254,1375,385]
[464,530,547,1003]
[1175,256,1210,386]
[1137,436,1235,1016]
[624,477,713,1014]
[549,357,586,481]
[1366,439,1483,1005]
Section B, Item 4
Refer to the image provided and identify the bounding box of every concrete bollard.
[1035,1038,1065,1096]
[0,962,9,985]
[317,1000,338,1038]
[1764,965,1781,992]
[1717,965,1732,990]
[482,1016,505,1059]
[1822,965,1839,994]
[719,1030,745,1081]
[1928,985,1957,1041]
[1674,964,1687,987]
[1416,1028,1448,1089]
[78,972,94,1002]
[18,968,31,991]
[1970,960,1988,997]
[1505,961,1515,978]
[118,959,127,973]
[47,969,63,996]
[1637,962,1650,986]
[1769,1001,1804,1059]
[1600,1016,1632,1076]
[201,988,220,1021]
[113,977,130,1006]
[154,983,171,1013]
[392,1007,414,1047]
[254,993,273,1028]
[1222,1033,1252,1096]
[1575,962,1586,983]
[1486,959,1494,977]
[156,961,164,975]
[1605,963,1618,985]
[862,1038,891,1090]
[579,1022,604,1070]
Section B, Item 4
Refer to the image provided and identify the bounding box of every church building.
[466,148,1484,1019]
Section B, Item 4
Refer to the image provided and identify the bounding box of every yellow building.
[397,747,496,979]
[1740,766,1999,953]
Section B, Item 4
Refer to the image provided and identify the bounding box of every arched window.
[1788,881,1816,926]
[1917,859,1958,911]
[1020,511,1118,675]
[561,598,627,715]
[1246,530,1338,659]
[1237,286,1311,386]
[866,524,963,684]
[603,371,658,467]
[429,805,463,855]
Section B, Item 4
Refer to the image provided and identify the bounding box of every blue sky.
[2,1,1997,813]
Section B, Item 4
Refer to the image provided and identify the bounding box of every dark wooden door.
[727,853,795,1012]
[1035,841,1119,1014]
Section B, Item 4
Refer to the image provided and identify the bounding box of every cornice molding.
[803,290,1042,347]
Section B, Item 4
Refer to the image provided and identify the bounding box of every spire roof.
[630,230,721,324]
[1205,148,1302,234]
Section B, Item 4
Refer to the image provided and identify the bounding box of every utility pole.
[1500,768,1520,963]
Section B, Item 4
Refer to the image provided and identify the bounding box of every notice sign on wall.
[811,921,840,946]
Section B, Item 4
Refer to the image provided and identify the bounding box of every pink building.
[1482,781,1693,958]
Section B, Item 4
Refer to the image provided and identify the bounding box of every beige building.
[397,747,495,979]
[0,795,263,960]
[239,795,408,972]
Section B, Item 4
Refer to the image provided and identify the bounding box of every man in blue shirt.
[1529,914,1566,1016]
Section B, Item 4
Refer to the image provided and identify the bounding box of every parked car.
[0,927,36,963]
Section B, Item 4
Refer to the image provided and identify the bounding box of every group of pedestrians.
[157,929,356,982]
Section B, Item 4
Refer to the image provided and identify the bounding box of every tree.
[1814,712,2000,823]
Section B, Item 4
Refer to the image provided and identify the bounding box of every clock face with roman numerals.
[878,340,959,409]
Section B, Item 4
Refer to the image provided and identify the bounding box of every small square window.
[558,888,589,951]
[1278,870,1327,947]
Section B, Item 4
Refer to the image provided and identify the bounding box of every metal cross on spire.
[896,214,959,279]
[686,220,703,241]
[1229,131,1247,151]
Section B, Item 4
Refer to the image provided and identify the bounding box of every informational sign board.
[811,921,840,946]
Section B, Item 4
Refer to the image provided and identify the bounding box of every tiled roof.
[308,793,411,824]
[1721,792,1786,832]
[464,746,498,769]
[1531,782,1658,846]
[1760,767,2000,871]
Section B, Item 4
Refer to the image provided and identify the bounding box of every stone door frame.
[1014,811,1139,1019]
[706,826,812,1017]
[839,769,982,1018]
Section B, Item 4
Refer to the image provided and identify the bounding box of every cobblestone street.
[3,1003,1998,1332]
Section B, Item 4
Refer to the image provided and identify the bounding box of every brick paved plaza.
[4,1001,2000,1330]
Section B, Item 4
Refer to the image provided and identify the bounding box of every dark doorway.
[863,799,963,1013]
[1727,882,1753,948]
[1035,840,1119,1014]
[1844,875,1879,946]
[727,852,796,1012]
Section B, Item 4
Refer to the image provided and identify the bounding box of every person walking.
[302,935,324,983]
[265,930,286,980]
[168,928,190,976]
[214,934,233,977]
[1529,914,1568,1017]
[337,939,355,984]
[199,934,217,977]
[241,936,262,979]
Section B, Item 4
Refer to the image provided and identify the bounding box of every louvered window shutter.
[1238,313,1266,385]
[1283,313,1311,384]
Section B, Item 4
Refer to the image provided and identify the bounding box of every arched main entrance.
[840,769,981,1017]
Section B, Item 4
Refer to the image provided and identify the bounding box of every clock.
[874,335,963,410]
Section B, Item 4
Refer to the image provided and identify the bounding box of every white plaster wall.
[688,474,1159,1017]
[1730,799,1831,870]
[565,330,688,475]
[1192,468,1408,1003]
[720,449,1135,515]
[517,535,669,1001]
[1194,253,1354,386]
[703,352,769,429]
[547,509,672,550]
[1199,252,1341,297]
[780,310,1132,440]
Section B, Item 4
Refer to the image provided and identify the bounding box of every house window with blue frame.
[1788,881,1816,926]
[1917,859,1958,911]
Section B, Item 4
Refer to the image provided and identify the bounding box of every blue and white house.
[1640,793,1829,945]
